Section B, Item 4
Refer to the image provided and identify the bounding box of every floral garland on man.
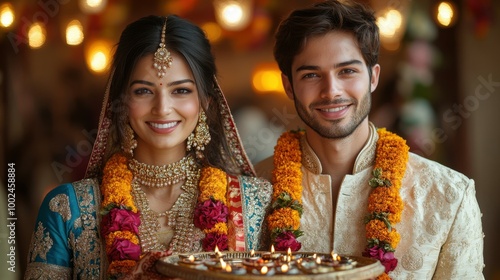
[267,128,409,280]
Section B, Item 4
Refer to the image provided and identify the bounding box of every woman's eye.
[174,88,192,94]
[133,88,152,95]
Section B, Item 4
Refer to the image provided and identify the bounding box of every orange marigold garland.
[193,166,230,251]
[362,128,409,279]
[269,128,408,279]
[267,130,304,251]
[100,153,142,279]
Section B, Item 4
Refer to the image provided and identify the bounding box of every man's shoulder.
[406,152,473,191]
[255,156,274,181]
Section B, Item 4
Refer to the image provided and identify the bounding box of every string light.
[376,7,406,51]
[0,3,14,28]
[28,22,46,49]
[435,1,457,27]
[66,20,84,46]
[79,0,107,14]
[213,0,252,31]
[85,40,111,73]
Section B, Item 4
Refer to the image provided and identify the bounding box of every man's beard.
[294,89,371,139]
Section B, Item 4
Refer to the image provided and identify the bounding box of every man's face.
[282,31,380,139]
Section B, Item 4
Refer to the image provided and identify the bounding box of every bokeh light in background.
[202,21,223,43]
[85,40,112,73]
[66,20,84,46]
[435,1,457,27]
[0,3,14,28]
[252,63,284,94]
[28,23,46,49]
[376,8,404,51]
[79,0,108,14]
[214,0,252,31]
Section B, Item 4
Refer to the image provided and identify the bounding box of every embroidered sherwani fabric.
[255,122,485,279]
[25,176,271,279]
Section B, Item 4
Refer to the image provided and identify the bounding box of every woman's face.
[126,52,200,158]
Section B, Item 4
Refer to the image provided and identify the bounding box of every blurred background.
[0,0,499,279]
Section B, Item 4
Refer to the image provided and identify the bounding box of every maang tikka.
[187,111,211,159]
[153,17,173,78]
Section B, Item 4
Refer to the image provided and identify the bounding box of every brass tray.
[156,251,385,280]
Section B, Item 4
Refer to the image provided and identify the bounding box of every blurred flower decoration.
[396,5,440,158]
[466,0,493,38]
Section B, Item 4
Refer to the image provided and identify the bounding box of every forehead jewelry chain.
[153,17,173,78]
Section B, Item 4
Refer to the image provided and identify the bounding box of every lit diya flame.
[188,255,195,262]
[287,248,292,257]
[270,245,275,254]
[331,251,340,261]
[220,258,227,269]
[281,264,289,273]
[260,266,268,274]
[250,249,255,257]
[315,256,322,265]
[213,245,223,259]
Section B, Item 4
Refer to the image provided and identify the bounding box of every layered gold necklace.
[129,155,203,253]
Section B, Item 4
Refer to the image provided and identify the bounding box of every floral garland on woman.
[193,166,230,251]
[268,128,408,280]
[100,154,230,278]
[100,153,142,279]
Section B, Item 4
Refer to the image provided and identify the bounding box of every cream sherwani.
[256,123,484,279]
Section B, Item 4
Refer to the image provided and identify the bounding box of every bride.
[25,15,271,279]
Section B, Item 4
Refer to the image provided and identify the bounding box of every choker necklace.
[128,155,197,188]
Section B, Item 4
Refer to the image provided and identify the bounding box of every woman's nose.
[152,92,172,116]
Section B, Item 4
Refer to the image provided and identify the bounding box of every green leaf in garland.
[369,168,392,187]
[366,238,395,252]
[364,212,393,232]
[272,192,304,215]
[270,227,304,241]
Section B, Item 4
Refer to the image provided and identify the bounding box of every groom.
[256,0,484,279]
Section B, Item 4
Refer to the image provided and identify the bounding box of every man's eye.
[303,73,318,79]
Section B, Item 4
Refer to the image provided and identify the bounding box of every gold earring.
[186,111,211,158]
[122,124,137,157]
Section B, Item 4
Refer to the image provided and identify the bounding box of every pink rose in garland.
[107,238,141,261]
[202,232,229,251]
[193,198,229,230]
[363,245,398,273]
[101,208,141,236]
[274,231,301,251]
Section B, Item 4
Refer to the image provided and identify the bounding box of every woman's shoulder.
[38,178,100,220]
[43,178,99,201]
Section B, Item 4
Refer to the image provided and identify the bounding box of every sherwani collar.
[300,122,379,175]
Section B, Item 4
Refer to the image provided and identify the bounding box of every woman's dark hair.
[106,15,240,174]
[274,0,379,80]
